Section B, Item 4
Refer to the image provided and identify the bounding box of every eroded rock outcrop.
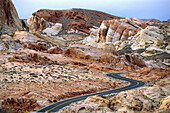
[24,42,48,52]
[28,8,122,34]
[0,0,23,35]
[125,67,170,81]
[47,46,63,54]
[131,25,169,51]
[63,48,91,59]
[27,15,54,32]
[95,18,146,43]
[8,50,57,64]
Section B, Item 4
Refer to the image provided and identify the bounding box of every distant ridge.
[31,8,123,34]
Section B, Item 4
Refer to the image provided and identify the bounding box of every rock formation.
[8,49,57,65]
[63,47,91,59]
[24,42,48,52]
[109,84,170,112]
[95,18,149,43]
[47,46,63,54]
[125,67,170,81]
[27,15,54,32]
[131,25,169,51]
[27,8,123,34]
[0,0,23,35]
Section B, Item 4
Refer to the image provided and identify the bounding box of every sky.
[12,0,170,21]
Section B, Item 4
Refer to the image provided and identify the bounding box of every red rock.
[63,48,91,59]
[99,53,119,64]
[8,51,57,65]
[47,46,63,54]
[24,42,48,52]
[28,8,123,34]
[125,67,170,81]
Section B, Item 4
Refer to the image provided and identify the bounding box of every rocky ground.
[0,61,126,112]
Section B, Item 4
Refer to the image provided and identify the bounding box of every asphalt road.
[37,72,145,113]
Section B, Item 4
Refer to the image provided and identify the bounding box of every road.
[37,72,145,113]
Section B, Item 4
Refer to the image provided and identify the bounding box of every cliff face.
[28,8,123,34]
[0,0,23,34]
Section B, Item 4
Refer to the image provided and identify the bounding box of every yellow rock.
[159,96,170,109]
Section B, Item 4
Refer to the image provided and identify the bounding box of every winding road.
[37,72,145,113]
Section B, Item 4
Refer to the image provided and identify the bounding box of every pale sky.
[12,0,170,21]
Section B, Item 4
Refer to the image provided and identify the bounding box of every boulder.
[47,46,63,54]
[0,34,13,41]
[113,40,131,51]
[63,48,91,59]
[159,96,170,109]
[99,53,119,64]
[42,23,62,36]
[82,36,96,44]
[84,95,109,108]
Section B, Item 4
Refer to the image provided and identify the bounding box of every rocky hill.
[27,8,123,34]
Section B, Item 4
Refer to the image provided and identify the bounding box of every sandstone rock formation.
[95,18,146,43]
[131,25,169,51]
[28,8,122,34]
[27,15,54,32]
[0,0,23,35]
[62,45,148,71]
[112,24,170,64]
